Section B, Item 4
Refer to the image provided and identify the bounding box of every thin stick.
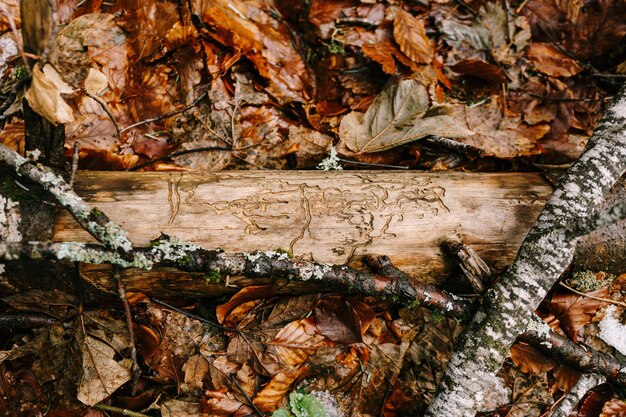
[94,404,150,417]
[114,266,141,396]
[120,91,208,134]
[69,142,80,188]
[0,2,31,75]
[559,282,626,307]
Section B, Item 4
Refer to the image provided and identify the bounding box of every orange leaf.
[361,42,397,75]
[393,10,433,64]
[252,366,307,412]
[216,285,275,324]
[269,319,326,366]
[527,42,583,78]
[547,287,610,341]
[510,342,556,374]
[601,397,626,417]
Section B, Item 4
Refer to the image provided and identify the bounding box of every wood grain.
[53,171,552,284]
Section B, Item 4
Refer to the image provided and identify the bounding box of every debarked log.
[53,171,552,286]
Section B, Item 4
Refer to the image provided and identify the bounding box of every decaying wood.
[53,171,551,284]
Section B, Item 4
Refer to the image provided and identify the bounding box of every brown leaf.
[339,78,472,154]
[200,389,252,416]
[527,42,583,78]
[458,96,548,158]
[551,364,580,393]
[197,0,314,103]
[314,297,362,344]
[216,285,276,325]
[546,287,610,341]
[510,342,556,374]
[450,58,506,84]
[393,11,433,64]
[309,0,356,28]
[269,319,326,366]
[77,336,131,406]
[0,119,24,153]
[252,366,307,412]
[361,42,397,75]
[25,63,75,125]
[161,399,201,417]
[182,354,210,390]
[502,365,552,417]
[601,397,626,417]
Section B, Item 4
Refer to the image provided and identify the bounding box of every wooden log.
[53,171,551,286]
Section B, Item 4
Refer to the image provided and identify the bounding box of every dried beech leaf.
[84,68,109,96]
[361,42,397,75]
[546,287,609,341]
[393,11,433,64]
[25,63,75,125]
[252,366,307,412]
[510,342,556,374]
[77,336,131,406]
[182,354,209,390]
[269,319,326,366]
[339,78,472,154]
[527,42,583,78]
[600,397,626,417]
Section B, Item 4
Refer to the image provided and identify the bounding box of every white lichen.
[0,195,22,242]
[26,149,41,162]
[317,147,343,171]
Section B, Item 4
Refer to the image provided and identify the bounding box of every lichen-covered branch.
[425,85,626,416]
[0,144,132,251]
[2,239,626,388]
[549,373,606,417]
[0,239,473,318]
[566,199,626,238]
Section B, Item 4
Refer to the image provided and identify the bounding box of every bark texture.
[425,85,626,416]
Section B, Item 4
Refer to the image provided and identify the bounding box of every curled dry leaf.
[338,78,472,154]
[269,319,326,366]
[527,42,583,78]
[393,10,433,64]
[600,397,626,417]
[25,63,75,125]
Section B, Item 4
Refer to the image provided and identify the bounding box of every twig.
[94,403,151,417]
[0,143,133,252]
[120,91,208,134]
[529,93,610,102]
[69,142,80,188]
[0,314,71,329]
[39,0,59,67]
[151,298,240,332]
[0,2,31,75]
[337,158,409,170]
[74,84,121,138]
[559,282,626,307]
[114,266,141,396]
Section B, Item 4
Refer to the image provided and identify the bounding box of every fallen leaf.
[216,285,276,325]
[25,63,75,125]
[182,354,210,390]
[252,366,307,412]
[458,96,548,158]
[77,336,131,406]
[195,0,314,103]
[393,11,433,64]
[338,78,472,154]
[527,42,583,77]
[161,399,201,417]
[269,319,326,366]
[510,342,556,374]
[545,287,610,341]
[314,297,362,344]
[601,397,626,417]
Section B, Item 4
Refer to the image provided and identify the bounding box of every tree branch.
[425,84,626,416]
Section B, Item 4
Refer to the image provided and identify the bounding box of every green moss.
[430,310,444,323]
[176,255,191,267]
[204,269,222,284]
[405,298,420,309]
[565,271,614,292]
